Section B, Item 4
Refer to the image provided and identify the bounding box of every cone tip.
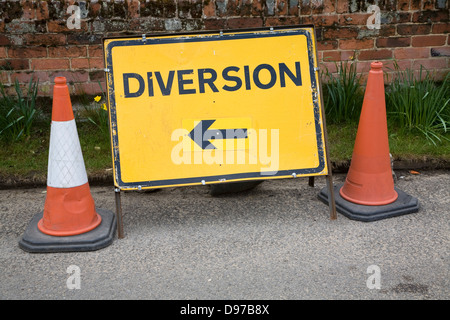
[371,61,383,69]
[55,77,67,85]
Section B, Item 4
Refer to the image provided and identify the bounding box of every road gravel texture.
[0,171,448,300]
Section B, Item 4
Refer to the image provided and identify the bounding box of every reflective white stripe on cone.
[47,119,88,188]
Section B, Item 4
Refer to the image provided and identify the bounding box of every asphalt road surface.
[0,170,448,302]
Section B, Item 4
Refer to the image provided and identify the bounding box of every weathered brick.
[358,49,393,60]
[203,19,227,30]
[376,37,411,48]
[142,0,177,18]
[381,59,413,73]
[182,19,203,31]
[320,61,338,74]
[71,57,104,70]
[47,20,89,33]
[432,23,450,34]
[422,0,434,10]
[266,17,301,26]
[23,34,66,46]
[36,1,50,20]
[0,59,30,70]
[227,0,244,16]
[203,0,216,17]
[31,58,70,70]
[8,47,47,59]
[49,70,89,83]
[88,57,105,70]
[10,71,50,84]
[71,58,90,70]
[413,58,447,70]
[129,17,165,31]
[73,82,104,96]
[320,0,336,14]
[302,15,339,27]
[0,35,10,46]
[300,0,311,15]
[67,34,103,45]
[393,12,412,23]
[252,0,264,15]
[397,0,410,10]
[412,35,447,47]
[317,40,338,51]
[412,10,449,23]
[89,70,106,82]
[336,0,349,13]
[394,47,430,59]
[0,0,447,97]
[431,47,450,57]
[233,0,251,16]
[435,0,447,9]
[88,45,103,58]
[340,13,371,26]
[277,0,288,15]
[227,17,263,29]
[322,51,341,62]
[288,0,299,15]
[164,18,183,31]
[339,39,374,50]
[322,50,354,61]
[21,0,36,20]
[0,47,7,59]
[48,46,87,58]
[6,21,46,34]
[127,0,141,19]
[410,0,421,10]
[323,27,359,40]
[397,24,431,35]
[436,0,449,9]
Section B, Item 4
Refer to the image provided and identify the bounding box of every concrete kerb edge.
[0,159,448,190]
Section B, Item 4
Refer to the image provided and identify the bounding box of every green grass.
[327,122,450,164]
[385,65,450,146]
[0,121,112,180]
[0,77,41,142]
[1,119,448,181]
[321,61,365,124]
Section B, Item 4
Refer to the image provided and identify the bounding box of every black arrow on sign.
[189,120,248,150]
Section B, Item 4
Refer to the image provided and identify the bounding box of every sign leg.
[326,174,337,220]
[114,187,124,239]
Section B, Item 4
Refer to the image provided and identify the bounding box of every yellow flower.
[101,103,107,111]
[94,95,101,102]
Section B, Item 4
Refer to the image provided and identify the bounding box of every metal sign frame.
[103,26,337,238]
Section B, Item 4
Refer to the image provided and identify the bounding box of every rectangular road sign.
[104,26,330,190]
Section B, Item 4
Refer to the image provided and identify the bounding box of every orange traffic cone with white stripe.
[318,62,419,221]
[19,77,115,252]
[39,77,101,236]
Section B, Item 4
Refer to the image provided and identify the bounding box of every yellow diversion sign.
[104,26,329,190]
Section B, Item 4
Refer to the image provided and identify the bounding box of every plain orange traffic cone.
[19,77,116,252]
[339,61,398,206]
[318,62,419,221]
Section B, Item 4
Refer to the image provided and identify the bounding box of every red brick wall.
[0,0,448,96]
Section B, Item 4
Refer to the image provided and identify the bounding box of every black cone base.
[318,183,419,222]
[209,181,264,196]
[19,208,116,253]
